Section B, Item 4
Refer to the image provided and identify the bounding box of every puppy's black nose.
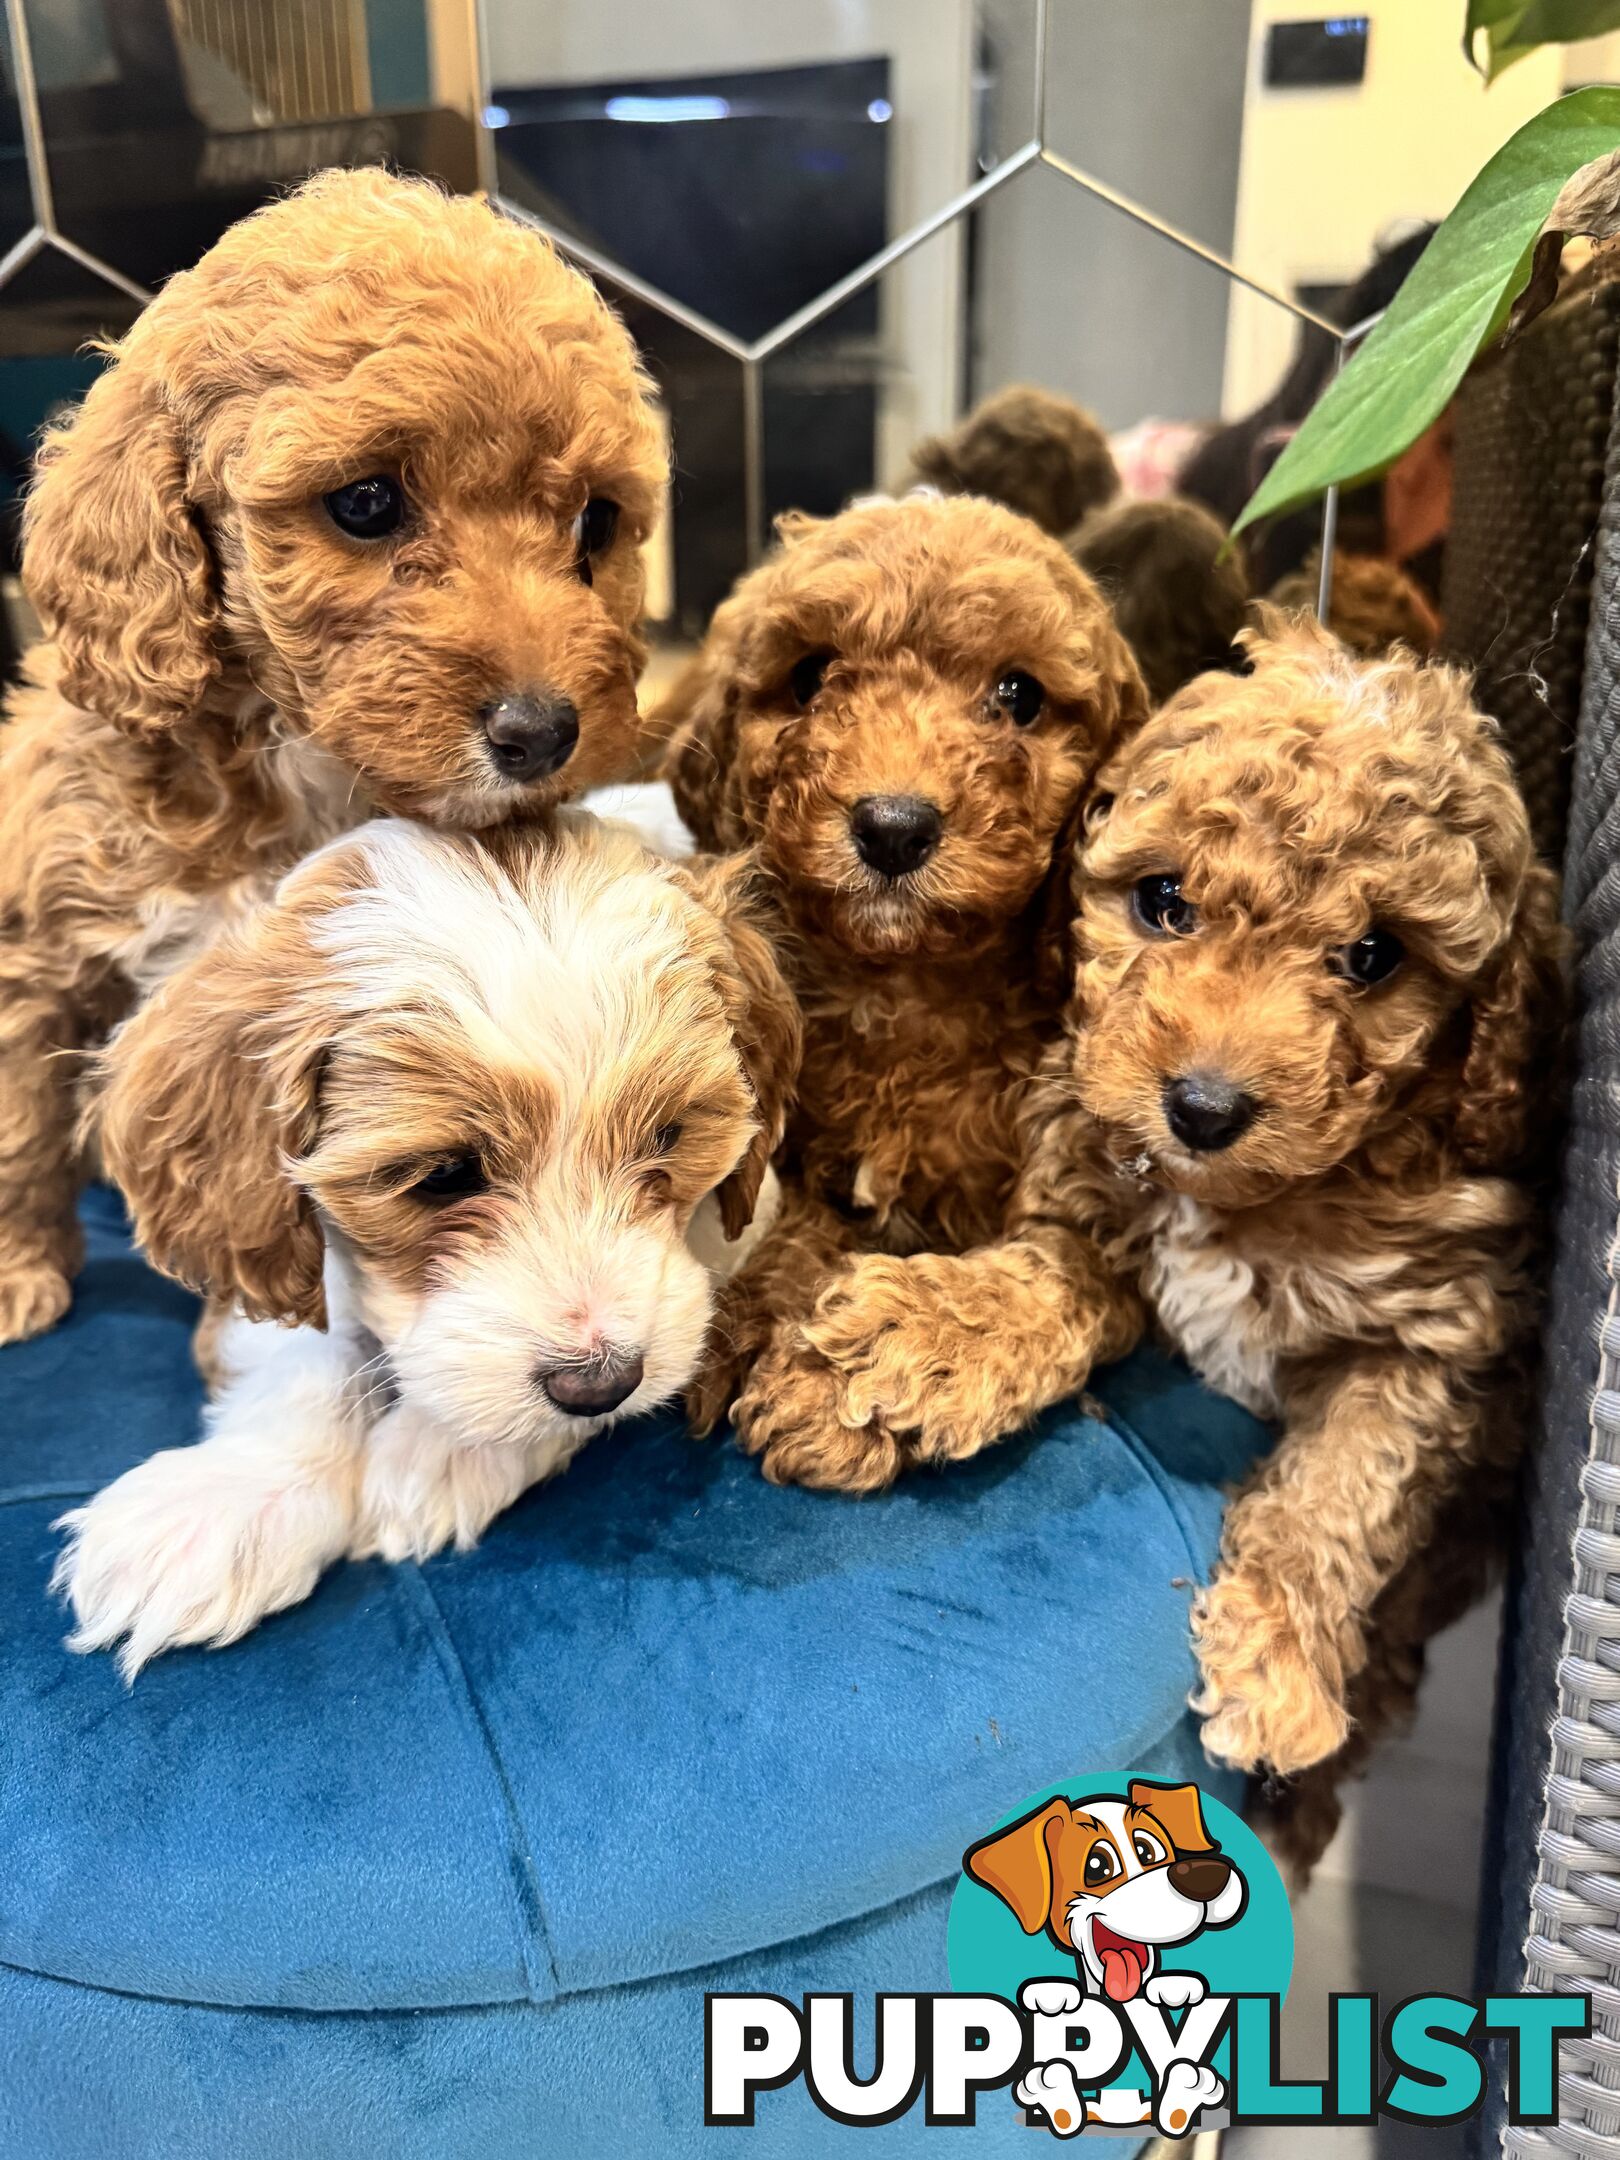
[850,794,943,880]
[1163,1071,1259,1153]
[540,1348,644,1418]
[479,691,579,784]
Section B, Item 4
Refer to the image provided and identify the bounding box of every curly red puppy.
[772,617,1561,1823]
[663,493,1147,1462]
[0,167,665,1342]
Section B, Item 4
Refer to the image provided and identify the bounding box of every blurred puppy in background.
[902,383,1121,537]
[1070,495,1251,707]
[0,167,665,1345]
[56,817,797,1675]
[1269,549,1442,658]
[662,492,1147,1460]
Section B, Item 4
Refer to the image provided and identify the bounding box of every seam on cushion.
[0,1954,527,2018]
[389,1561,561,2005]
[0,1878,957,2017]
[0,1486,99,1507]
[1092,1399,1223,1590]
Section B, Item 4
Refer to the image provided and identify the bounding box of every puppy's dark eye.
[652,1121,683,1155]
[1334,928,1405,988]
[409,1154,488,1202]
[789,652,832,707]
[1084,1845,1119,1887]
[992,669,1046,726]
[1132,1830,1167,1867]
[574,497,620,586]
[1132,873,1197,938]
[324,475,407,540]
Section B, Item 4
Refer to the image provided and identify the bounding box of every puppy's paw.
[354,1408,547,1562]
[1145,1971,1207,2010]
[53,1445,348,1677]
[1192,1573,1351,1775]
[1020,1978,1086,2019]
[0,1259,72,1345]
[684,1278,771,1438]
[732,1330,906,1493]
[1016,2060,1088,2138]
[802,1251,1027,1466]
[1156,2060,1223,2138]
[685,1343,748,1440]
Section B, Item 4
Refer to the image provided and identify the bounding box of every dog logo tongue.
[1093,1921,1148,2003]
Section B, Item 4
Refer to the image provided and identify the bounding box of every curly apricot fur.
[661,494,1148,1451]
[764,617,1561,1868]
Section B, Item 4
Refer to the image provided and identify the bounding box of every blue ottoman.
[0,1191,1271,2157]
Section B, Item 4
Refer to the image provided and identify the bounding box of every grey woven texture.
[1443,280,1620,865]
[1484,375,1620,2158]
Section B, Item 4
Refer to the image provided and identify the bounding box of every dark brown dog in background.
[902,382,1121,537]
[662,493,1147,1466]
[1070,494,1251,707]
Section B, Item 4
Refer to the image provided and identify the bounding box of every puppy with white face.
[966,1780,1247,2005]
[55,815,799,1676]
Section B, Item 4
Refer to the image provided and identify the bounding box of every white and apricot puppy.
[54,814,799,1675]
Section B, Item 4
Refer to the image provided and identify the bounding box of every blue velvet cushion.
[0,1190,1272,2156]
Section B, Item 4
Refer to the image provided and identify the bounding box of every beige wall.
[1223,3,1565,416]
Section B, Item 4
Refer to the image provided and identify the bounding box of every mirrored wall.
[2,0,1612,646]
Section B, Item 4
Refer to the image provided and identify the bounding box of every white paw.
[53,1443,348,1678]
[1016,2060,1087,2137]
[1156,2060,1223,2138]
[1020,1979,1086,2018]
[1145,1971,1207,2010]
[352,1407,550,1563]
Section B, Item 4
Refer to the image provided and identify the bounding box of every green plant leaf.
[1468,0,1620,79]
[1233,86,1620,539]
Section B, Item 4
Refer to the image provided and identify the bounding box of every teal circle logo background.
[947,1774,1294,2004]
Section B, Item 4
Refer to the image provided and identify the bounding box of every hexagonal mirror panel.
[0,238,139,359]
[0,6,33,262]
[736,160,1331,621]
[15,0,479,292]
[481,0,1040,348]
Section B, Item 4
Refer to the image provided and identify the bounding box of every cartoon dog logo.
[964,1779,1248,2138]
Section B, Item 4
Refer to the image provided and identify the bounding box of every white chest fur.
[1140,1193,1280,1417]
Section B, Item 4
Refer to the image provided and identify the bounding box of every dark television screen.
[490,56,892,630]
[1264,18,1370,88]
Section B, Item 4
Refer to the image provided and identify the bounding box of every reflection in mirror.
[0,234,138,357]
[0,6,32,252]
[482,0,1040,330]
[15,0,479,290]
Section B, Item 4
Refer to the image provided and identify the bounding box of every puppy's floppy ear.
[1454,861,1566,1173]
[1095,613,1152,754]
[676,853,803,1240]
[662,650,749,853]
[95,868,348,1327]
[1030,615,1145,1005]
[964,1799,1068,1933]
[1032,793,1088,1005]
[1129,1780,1216,1856]
[24,317,220,732]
